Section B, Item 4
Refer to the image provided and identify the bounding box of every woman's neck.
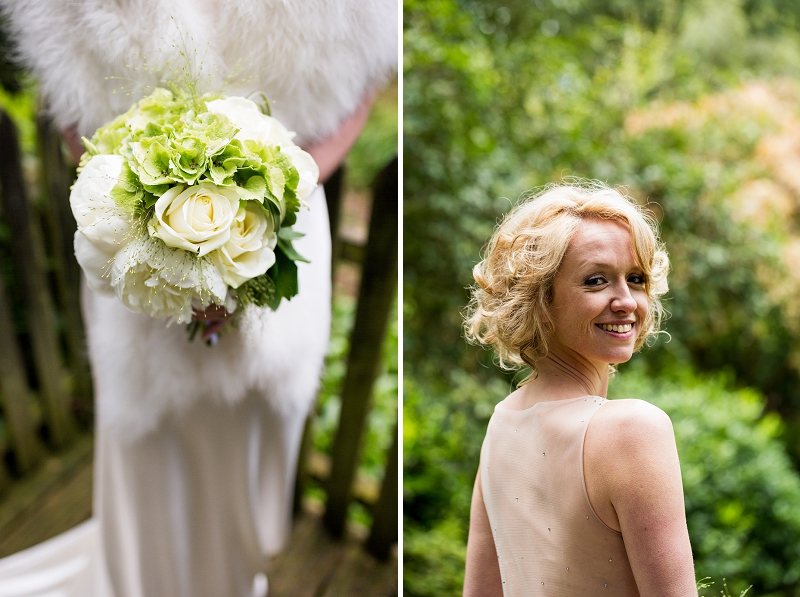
[528,346,609,402]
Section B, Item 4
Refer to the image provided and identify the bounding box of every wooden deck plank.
[318,542,398,597]
[0,433,93,557]
[265,502,397,597]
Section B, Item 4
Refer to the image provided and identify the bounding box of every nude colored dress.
[481,396,640,596]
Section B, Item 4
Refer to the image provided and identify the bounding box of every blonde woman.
[463,183,697,596]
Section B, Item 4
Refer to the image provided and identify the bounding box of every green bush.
[404,368,509,597]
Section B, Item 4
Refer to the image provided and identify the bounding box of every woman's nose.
[611,283,637,313]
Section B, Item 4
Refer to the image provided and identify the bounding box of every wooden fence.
[0,107,397,560]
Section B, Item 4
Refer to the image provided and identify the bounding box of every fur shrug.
[3,0,396,141]
[2,0,397,439]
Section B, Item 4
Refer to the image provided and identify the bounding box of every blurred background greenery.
[404,0,800,595]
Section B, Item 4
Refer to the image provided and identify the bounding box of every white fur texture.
[2,0,397,439]
[3,0,397,143]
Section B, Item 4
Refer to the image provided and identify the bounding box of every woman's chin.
[592,348,634,367]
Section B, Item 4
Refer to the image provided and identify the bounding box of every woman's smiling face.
[548,218,649,368]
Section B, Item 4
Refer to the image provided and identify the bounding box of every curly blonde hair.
[463,181,669,381]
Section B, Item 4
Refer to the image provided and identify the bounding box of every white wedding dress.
[0,2,397,596]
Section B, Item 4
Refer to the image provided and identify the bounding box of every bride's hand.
[63,125,84,165]
[192,304,230,342]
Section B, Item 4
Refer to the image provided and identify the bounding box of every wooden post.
[0,110,74,448]
[36,112,93,424]
[0,273,42,474]
[292,414,314,517]
[324,157,397,538]
[366,424,398,560]
[324,165,345,269]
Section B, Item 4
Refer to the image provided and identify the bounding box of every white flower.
[205,97,319,203]
[149,182,240,257]
[70,154,132,253]
[206,97,296,146]
[110,236,229,325]
[281,144,319,204]
[73,230,115,295]
[210,201,277,288]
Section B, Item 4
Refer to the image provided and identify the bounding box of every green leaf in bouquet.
[279,198,297,227]
[276,235,309,263]
[235,174,267,201]
[281,186,300,227]
[110,163,146,214]
[209,140,246,185]
[277,227,305,242]
[264,197,283,229]
[141,182,170,197]
[172,135,207,185]
[267,244,300,306]
[141,191,159,211]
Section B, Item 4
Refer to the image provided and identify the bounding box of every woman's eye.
[628,274,646,285]
[585,276,606,287]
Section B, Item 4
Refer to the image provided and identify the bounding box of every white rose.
[70,154,132,253]
[210,201,277,288]
[149,182,239,257]
[205,97,297,147]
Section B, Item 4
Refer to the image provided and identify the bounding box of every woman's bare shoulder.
[595,398,672,432]
[587,398,676,463]
[495,386,529,410]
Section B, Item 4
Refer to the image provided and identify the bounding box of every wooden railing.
[0,107,397,560]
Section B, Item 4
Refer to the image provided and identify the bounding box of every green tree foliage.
[405,0,800,407]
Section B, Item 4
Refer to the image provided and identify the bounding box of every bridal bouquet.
[70,87,318,327]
